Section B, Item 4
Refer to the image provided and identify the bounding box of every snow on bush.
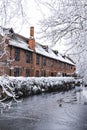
[0,76,77,100]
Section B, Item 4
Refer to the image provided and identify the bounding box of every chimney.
[28,26,35,51]
[30,26,34,38]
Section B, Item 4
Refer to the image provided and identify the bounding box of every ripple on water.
[0,87,87,130]
[55,88,87,129]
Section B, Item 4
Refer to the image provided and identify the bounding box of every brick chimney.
[28,26,35,51]
[30,26,34,38]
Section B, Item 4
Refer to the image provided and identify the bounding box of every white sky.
[14,0,67,53]
[19,0,49,38]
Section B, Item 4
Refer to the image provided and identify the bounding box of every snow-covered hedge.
[0,76,80,99]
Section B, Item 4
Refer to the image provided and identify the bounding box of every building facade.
[0,27,76,77]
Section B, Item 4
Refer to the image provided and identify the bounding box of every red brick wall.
[5,46,33,76]
[0,45,76,77]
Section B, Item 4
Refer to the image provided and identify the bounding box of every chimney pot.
[30,26,34,38]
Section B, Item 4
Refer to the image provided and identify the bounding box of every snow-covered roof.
[8,33,75,66]
[36,43,75,65]
[9,39,33,52]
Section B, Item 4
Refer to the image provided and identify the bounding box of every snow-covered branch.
[36,0,87,82]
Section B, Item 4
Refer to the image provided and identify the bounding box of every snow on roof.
[56,53,75,65]
[9,39,33,52]
[36,43,75,65]
[8,36,75,66]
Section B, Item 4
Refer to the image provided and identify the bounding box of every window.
[58,61,65,69]
[41,70,46,77]
[0,42,4,56]
[51,59,54,67]
[58,61,62,69]
[51,72,54,76]
[14,68,20,76]
[26,69,30,77]
[61,63,65,69]
[66,64,70,70]
[36,54,40,65]
[42,57,46,66]
[15,48,20,61]
[36,70,39,77]
[26,51,32,63]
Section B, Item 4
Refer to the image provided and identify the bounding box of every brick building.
[0,27,76,77]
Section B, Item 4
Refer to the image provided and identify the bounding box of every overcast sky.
[14,0,66,53]
[19,0,49,38]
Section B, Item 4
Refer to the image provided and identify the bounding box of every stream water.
[0,86,87,130]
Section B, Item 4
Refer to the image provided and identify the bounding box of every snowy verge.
[0,76,82,99]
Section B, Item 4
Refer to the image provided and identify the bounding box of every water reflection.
[0,86,87,130]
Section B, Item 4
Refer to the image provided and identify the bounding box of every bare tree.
[0,0,25,76]
[36,0,87,82]
[0,0,27,32]
[37,0,87,44]
[0,0,25,110]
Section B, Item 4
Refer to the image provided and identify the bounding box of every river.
[0,86,87,130]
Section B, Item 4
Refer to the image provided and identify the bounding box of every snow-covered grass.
[0,76,79,99]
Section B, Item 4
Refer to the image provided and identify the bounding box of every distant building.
[0,27,76,77]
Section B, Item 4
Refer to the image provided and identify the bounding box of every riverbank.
[0,76,82,99]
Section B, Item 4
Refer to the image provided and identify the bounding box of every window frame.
[36,54,40,65]
[14,68,20,76]
[14,47,20,61]
[26,68,30,77]
[36,70,39,77]
[26,51,32,63]
[42,57,46,66]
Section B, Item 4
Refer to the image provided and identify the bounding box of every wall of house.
[5,45,33,76]
[31,53,75,77]
[0,26,76,77]
[1,45,75,77]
